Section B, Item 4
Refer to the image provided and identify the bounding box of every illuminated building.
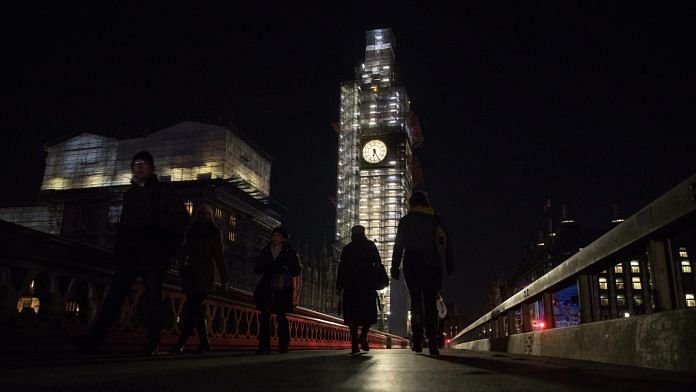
[336,28,423,336]
[1,121,281,292]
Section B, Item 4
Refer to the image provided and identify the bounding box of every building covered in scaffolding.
[336,28,424,336]
[0,121,281,292]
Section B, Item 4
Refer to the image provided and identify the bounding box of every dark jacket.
[253,242,301,313]
[336,237,381,326]
[114,175,189,270]
[391,207,455,283]
[180,221,228,293]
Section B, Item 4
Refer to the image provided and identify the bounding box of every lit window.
[630,261,640,273]
[215,208,222,220]
[600,295,609,306]
[681,261,692,273]
[615,278,624,290]
[598,277,608,290]
[228,231,236,242]
[614,263,623,274]
[632,277,642,290]
[17,296,40,314]
[633,295,644,306]
[185,201,194,216]
[108,205,123,223]
[686,294,696,307]
[65,301,80,316]
[17,280,40,314]
[679,248,689,258]
[617,295,626,306]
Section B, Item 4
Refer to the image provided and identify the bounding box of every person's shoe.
[351,343,360,355]
[142,342,159,356]
[255,347,271,355]
[279,346,288,354]
[412,342,423,353]
[360,338,370,352]
[169,344,184,354]
[428,345,440,356]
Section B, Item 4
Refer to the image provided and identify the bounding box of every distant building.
[441,302,468,347]
[505,203,602,330]
[486,277,507,312]
[503,201,696,330]
[1,121,281,292]
[335,28,424,336]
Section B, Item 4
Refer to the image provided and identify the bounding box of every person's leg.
[276,310,289,353]
[80,268,138,348]
[257,310,271,354]
[407,284,424,352]
[423,284,439,355]
[359,325,370,351]
[193,293,210,352]
[141,269,164,355]
[349,324,359,354]
[171,291,206,353]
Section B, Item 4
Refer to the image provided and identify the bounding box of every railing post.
[521,303,532,332]
[647,239,678,311]
[578,274,595,323]
[543,292,554,329]
[507,310,516,334]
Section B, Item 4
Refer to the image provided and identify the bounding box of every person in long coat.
[336,225,381,354]
[74,150,189,356]
[253,226,301,354]
[170,205,228,354]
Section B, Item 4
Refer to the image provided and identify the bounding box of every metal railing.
[451,173,696,346]
[0,220,407,353]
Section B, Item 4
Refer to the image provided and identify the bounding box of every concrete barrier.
[454,308,696,373]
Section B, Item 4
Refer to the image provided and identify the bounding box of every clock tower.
[336,28,416,336]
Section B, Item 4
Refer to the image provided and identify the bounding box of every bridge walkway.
[1,349,694,391]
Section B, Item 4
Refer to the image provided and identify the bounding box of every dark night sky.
[1,3,695,320]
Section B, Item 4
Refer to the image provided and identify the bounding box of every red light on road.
[538,321,546,329]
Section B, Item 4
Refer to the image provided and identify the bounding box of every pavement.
[1,349,695,391]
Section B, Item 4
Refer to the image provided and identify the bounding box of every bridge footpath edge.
[453,308,696,374]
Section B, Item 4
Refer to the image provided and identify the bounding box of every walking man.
[391,191,454,355]
[75,150,189,355]
[253,227,301,354]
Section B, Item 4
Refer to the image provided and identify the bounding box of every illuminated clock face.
[363,140,388,163]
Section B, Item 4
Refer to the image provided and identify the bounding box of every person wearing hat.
[391,191,455,356]
[336,225,384,355]
[253,226,301,354]
[74,150,189,356]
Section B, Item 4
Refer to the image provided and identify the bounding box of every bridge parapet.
[451,173,696,373]
[0,221,407,353]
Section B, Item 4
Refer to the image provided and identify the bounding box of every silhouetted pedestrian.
[391,191,454,355]
[336,225,382,355]
[253,226,301,354]
[74,151,189,355]
[170,205,229,354]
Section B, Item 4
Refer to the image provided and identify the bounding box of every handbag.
[374,262,389,291]
[436,294,448,319]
